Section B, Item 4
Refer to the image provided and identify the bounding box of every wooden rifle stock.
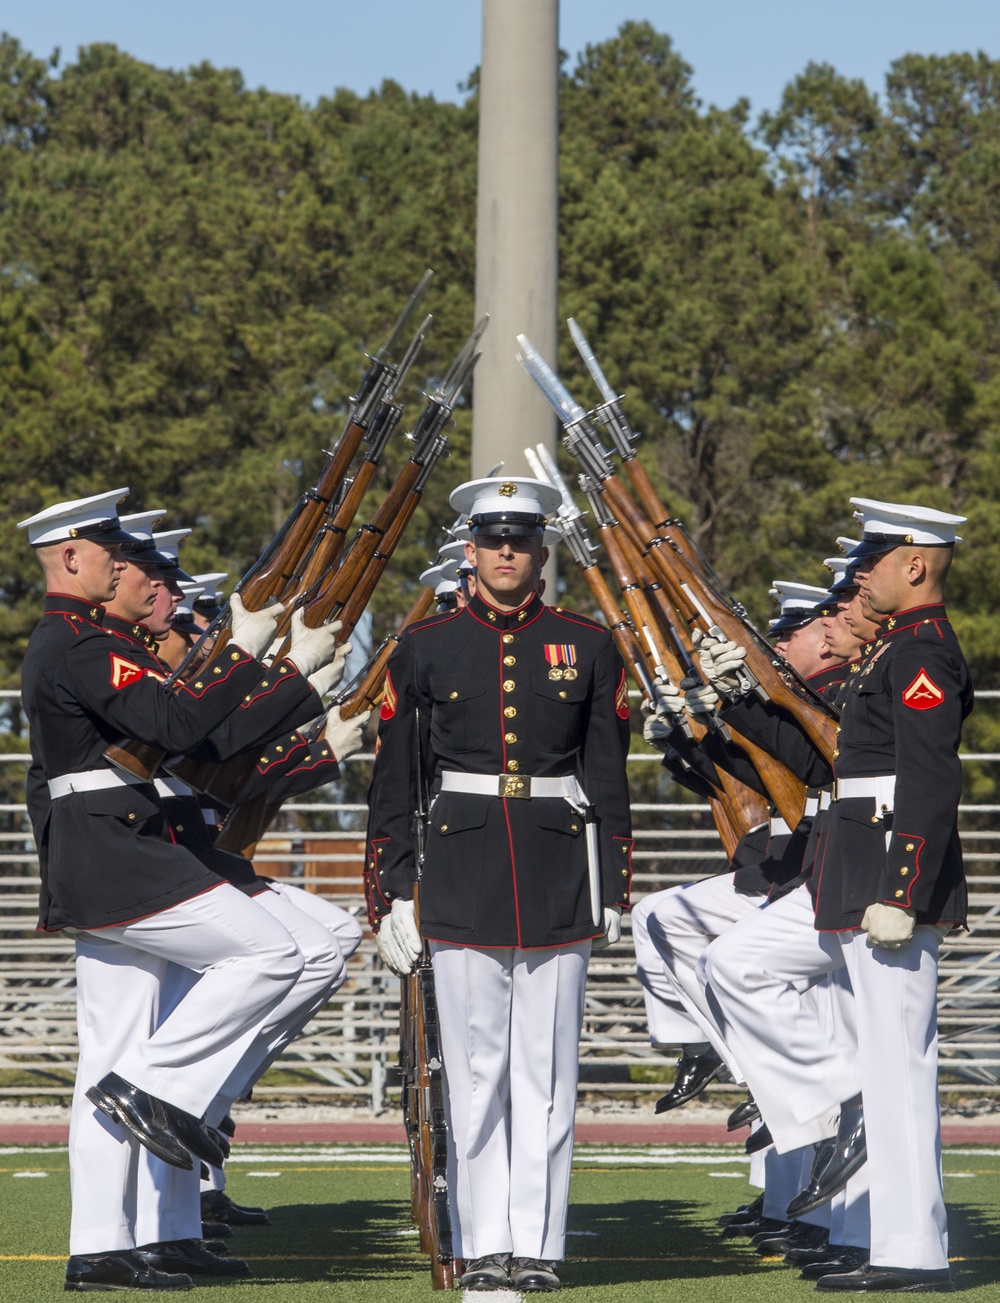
[402,888,457,1290]
[341,588,436,719]
[601,523,769,852]
[600,474,839,766]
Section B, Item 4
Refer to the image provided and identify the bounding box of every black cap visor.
[121,541,178,568]
[470,511,545,539]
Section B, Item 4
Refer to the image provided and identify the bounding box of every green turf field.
[1,1143,996,1299]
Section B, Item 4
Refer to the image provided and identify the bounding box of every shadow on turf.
[559,1198,790,1288]
[942,1201,998,1293]
[209,1199,429,1286]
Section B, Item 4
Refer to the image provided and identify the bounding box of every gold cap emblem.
[498,481,517,498]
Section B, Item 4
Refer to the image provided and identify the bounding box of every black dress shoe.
[457,1253,511,1290]
[65,1250,193,1291]
[201,1188,271,1227]
[199,1241,230,1255]
[727,1091,761,1131]
[754,1221,828,1257]
[137,1239,252,1277]
[86,1074,193,1171]
[654,1049,724,1113]
[801,1247,870,1279]
[787,1237,852,1267]
[720,1215,787,1241]
[787,1138,837,1219]
[218,1114,237,1138]
[510,1258,561,1291]
[745,1123,773,1154]
[202,1222,233,1240]
[814,1263,953,1292]
[163,1109,225,1168]
[789,1096,866,1218]
[207,1127,230,1161]
[718,1193,765,1226]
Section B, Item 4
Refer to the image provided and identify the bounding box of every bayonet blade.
[375,269,434,363]
[515,334,588,426]
[567,317,618,406]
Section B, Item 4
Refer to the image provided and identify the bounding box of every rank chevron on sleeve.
[902,667,945,710]
[108,653,144,690]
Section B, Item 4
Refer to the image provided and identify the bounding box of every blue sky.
[9,2,1000,118]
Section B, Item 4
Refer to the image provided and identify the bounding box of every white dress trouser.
[430,941,590,1262]
[705,888,947,1270]
[199,884,364,1198]
[136,885,363,1243]
[631,892,704,1046]
[702,884,859,1153]
[70,883,303,1255]
[639,874,763,1081]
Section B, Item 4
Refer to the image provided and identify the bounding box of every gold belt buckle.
[499,774,530,799]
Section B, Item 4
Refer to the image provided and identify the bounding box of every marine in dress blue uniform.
[702,500,970,1293]
[366,478,633,1291]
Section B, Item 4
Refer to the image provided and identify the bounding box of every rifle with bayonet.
[517,331,836,827]
[398,707,456,1290]
[183,320,485,814]
[103,272,435,782]
[528,444,767,855]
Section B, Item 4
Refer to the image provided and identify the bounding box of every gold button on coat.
[505,732,517,744]
[504,706,517,718]
[506,759,519,772]
[502,633,514,644]
[503,655,516,666]
[503,679,515,692]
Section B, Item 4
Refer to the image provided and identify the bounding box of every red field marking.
[1,1120,997,1145]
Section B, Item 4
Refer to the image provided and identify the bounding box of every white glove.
[285,612,343,679]
[862,903,916,949]
[650,677,684,720]
[697,636,747,694]
[309,642,352,697]
[374,913,410,977]
[324,705,370,761]
[642,708,674,753]
[591,905,622,951]
[683,677,720,715]
[229,594,284,660]
[391,898,422,962]
[375,899,423,976]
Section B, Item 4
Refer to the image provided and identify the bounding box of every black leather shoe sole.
[721,1216,787,1241]
[717,1194,765,1226]
[727,1095,761,1131]
[655,1052,724,1113]
[201,1191,270,1226]
[86,1077,192,1171]
[745,1123,773,1154]
[800,1248,870,1280]
[814,1264,953,1292]
[64,1251,193,1292]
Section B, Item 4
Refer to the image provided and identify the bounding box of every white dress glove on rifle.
[309,641,352,698]
[375,913,407,977]
[861,903,916,949]
[683,678,720,715]
[697,636,747,695]
[324,705,371,761]
[285,611,343,679]
[641,703,673,753]
[375,898,424,976]
[591,905,622,951]
[641,680,684,752]
[229,594,284,660]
